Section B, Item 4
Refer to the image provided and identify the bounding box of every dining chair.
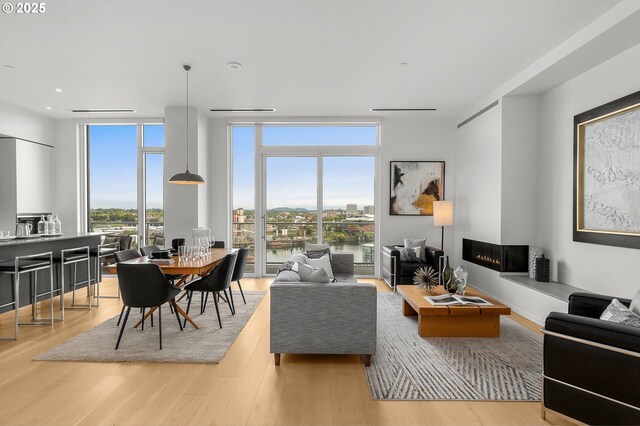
[115,263,183,350]
[230,247,248,306]
[140,245,161,256]
[113,249,146,327]
[184,251,238,329]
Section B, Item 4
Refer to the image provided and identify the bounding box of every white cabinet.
[15,139,52,213]
[0,139,53,232]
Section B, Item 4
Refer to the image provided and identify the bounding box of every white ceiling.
[0,0,620,119]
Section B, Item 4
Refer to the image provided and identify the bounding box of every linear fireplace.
[462,238,528,273]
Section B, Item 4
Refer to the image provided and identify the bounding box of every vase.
[454,265,468,295]
[442,256,453,290]
[448,277,458,294]
[529,247,543,279]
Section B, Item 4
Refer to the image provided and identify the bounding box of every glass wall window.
[87,124,164,249]
[323,156,375,275]
[231,126,256,273]
[265,156,318,274]
[88,125,139,247]
[231,123,378,276]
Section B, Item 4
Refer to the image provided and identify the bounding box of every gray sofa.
[270,252,377,366]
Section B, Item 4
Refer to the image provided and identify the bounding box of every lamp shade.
[168,169,205,185]
[433,201,453,227]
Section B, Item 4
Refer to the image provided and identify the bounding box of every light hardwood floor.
[0,278,572,426]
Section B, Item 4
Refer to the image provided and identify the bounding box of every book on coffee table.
[424,294,493,306]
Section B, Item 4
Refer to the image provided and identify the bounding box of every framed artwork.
[574,89,640,249]
[390,161,445,216]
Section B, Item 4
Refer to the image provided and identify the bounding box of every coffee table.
[397,285,511,337]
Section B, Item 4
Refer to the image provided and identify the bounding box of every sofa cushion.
[600,299,640,328]
[305,242,332,259]
[307,254,334,280]
[289,252,309,264]
[298,263,331,283]
[273,270,302,283]
[404,238,426,261]
[334,273,358,284]
[394,245,420,262]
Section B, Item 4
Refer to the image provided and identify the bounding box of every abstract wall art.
[390,161,445,216]
[574,90,640,249]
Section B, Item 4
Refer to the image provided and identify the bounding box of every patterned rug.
[33,291,265,364]
[365,292,542,401]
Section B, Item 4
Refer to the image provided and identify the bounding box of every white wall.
[208,117,228,245]
[52,120,82,232]
[453,104,503,267]
[379,117,456,254]
[537,42,640,297]
[0,100,54,145]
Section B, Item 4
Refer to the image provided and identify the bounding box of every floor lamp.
[433,201,453,284]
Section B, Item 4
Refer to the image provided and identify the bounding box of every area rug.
[365,292,542,401]
[33,291,266,364]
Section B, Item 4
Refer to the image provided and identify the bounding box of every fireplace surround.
[462,238,528,273]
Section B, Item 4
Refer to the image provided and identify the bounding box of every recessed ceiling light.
[45,107,52,110]
[399,62,408,66]
[3,65,14,69]
[55,88,62,93]
[227,62,243,71]
[210,108,276,112]
[71,108,136,113]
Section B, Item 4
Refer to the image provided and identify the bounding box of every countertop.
[0,232,104,246]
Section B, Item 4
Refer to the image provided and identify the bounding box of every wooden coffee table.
[397,285,511,337]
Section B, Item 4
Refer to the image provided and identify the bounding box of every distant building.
[362,243,374,264]
[346,204,358,214]
[324,209,338,218]
[364,205,374,215]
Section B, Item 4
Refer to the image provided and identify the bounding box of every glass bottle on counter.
[37,215,46,235]
[46,214,55,234]
[53,215,62,235]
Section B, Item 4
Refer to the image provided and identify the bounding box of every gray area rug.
[34,291,265,364]
[365,292,542,401]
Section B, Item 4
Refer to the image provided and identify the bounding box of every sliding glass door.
[230,123,379,277]
[264,156,318,274]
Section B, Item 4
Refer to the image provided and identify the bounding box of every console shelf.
[499,274,588,302]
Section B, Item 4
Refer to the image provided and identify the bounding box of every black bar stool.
[0,252,54,340]
[62,246,95,311]
[91,242,120,299]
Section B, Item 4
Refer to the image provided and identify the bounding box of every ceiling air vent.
[71,108,136,113]
[210,108,276,112]
[370,108,436,112]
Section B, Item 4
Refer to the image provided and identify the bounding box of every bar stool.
[91,242,120,299]
[0,252,54,340]
[56,246,95,312]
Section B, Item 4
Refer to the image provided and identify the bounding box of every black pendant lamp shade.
[169,64,205,185]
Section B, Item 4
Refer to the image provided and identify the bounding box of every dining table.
[107,248,234,330]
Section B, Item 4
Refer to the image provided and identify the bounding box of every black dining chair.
[113,249,148,328]
[140,245,161,256]
[231,247,248,307]
[115,263,183,350]
[184,251,238,329]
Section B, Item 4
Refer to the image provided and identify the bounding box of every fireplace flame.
[475,254,501,265]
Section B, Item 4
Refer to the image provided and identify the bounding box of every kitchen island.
[0,232,103,314]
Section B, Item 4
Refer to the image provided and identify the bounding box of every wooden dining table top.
[106,248,234,276]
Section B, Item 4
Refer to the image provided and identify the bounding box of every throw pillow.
[277,261,296,274]
[629,289,640,316]
[273,270,302,283]
[307,254,334,280]
[600,299,640,328]
[394,245,420,262]
[305,242,332,259]
[289,252,309,265]
[297,262,331,283]
[404,238,426,262]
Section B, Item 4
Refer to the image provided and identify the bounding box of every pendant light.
[169,64,205,185]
